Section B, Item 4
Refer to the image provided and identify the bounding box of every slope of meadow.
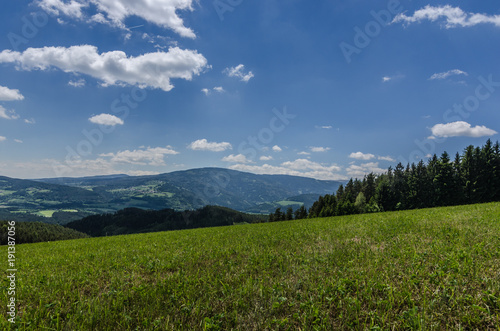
[2,203,500,330]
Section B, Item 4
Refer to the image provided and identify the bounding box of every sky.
[0,0,499,180]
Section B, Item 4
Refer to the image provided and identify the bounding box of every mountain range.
[0,167,342,224]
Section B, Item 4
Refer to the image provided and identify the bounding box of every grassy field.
[2,203,500,330]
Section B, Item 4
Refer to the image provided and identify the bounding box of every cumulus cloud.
[222,154,252,164]
[260,155,273,161]
[229,159,344,181]
[0,85,24,101]
[430,121,497,138]
[310,146,330,153]
[429,69,468,80]
[392,5,500,28]
[347,162,386,178]
[89,113,124,126]
[297,151,310,155]
[272,145,282,152]
[349,152,375,161]
[0,45,208,91]
[100,146,178,166]
[188,139,232,152]
[0,106,20,120]
[223,64,254,82]
[37,0,197,38]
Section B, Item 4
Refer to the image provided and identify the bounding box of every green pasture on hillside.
[1,203,500,330]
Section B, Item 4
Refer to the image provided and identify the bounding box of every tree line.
[66,205,265,237]
[0,221,89,245]
[270,139,500,221]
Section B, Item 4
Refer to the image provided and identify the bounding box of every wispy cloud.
[68,78,86,87]
[188,139,232,152]
[100,146,179,166]
[429,69,468,80]
[201,86,225,96]
[430,121,497,138]
[378,155,395,162]
[393,5,500,28]
[223,64,254,82]
[230,159,344,180]
[0,106,20,120]
[382,74,405,83]
[0,136,6,142]
[0,45,208,92]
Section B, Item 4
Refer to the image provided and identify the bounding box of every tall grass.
[2,203,500,330]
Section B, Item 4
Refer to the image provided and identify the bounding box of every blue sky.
[0,0,499,180]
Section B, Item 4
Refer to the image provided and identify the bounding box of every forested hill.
[65,205,265,237]
[0,221,89,245]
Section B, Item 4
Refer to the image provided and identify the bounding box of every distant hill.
[1,168,342,223]
[0,221,89,245]
[65,205,265,237]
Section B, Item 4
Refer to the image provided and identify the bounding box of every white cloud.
[68,78,86,87]
[378,155,395,162]
[188,139,232,152]
[0,106,20,120]
[392,5,500,28]
[430,121,497,138]
[0,45,208,92]
[349,152,375,161]
[37,0,197,38]
[100,146,178,166]
[310,146,330,153]
[223,64,254,82]
[429,69,468,80]
[0,85,24,101]
[24,118,36,124]
[260,155,273,161]
[281,159,341,172]
[0,136,6,142]
[272,145,282,152]
[14,139,23,143]
[347,162,386,178]
[230,159,345,181]
[89,113,124,126]
[201,86,225,96]
[222,154,252,164]
[382,74,405,83]
[297,151,310,155]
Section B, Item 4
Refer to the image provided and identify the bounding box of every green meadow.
[2,203,500,330]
